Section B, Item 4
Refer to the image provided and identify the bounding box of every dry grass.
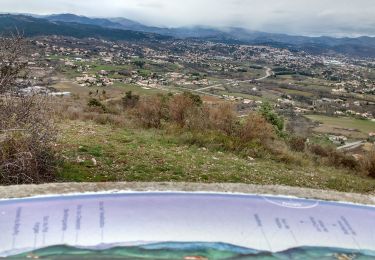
[362,150,375,178]
[55,98,128,127]
[308,143,360,171]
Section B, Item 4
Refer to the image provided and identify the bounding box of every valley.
[1,13,374,191]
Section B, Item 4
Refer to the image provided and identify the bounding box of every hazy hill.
[0,14,170,41]
[42,13,375,58]
[47,13,124,29]
[2,13,375,57]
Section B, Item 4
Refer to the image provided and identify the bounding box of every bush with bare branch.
[168,94,195,127]
[0,31,28,94]
[0,96,57,184]
[134,95,165,128]
[208,103,238,135]
[238,113,276,143]
[0,33,58,185]
[361,150,375,177]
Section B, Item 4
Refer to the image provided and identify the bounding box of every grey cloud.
[1,0,375,36]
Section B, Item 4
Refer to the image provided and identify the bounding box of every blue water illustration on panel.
[8,242,375,259]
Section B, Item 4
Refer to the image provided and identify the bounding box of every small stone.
[91,158,97,166]
[76,156,85,163]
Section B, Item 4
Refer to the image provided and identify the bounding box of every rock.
[91,158,97,166]
[0,134,6,143]
[76,156,85,163]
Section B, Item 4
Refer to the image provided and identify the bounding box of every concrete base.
[0,182,375,205]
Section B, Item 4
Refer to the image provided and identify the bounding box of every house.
[329,135,347,145]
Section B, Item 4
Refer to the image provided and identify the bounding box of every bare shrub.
[105,99,124,115]
[0,95,57,185]
[208,103,237,135]
[0,33,58,185]
[93,113,112,125]
[327,149,359,170]
[308,144,359,170]
[134,95,165,128]
[288,136,306,152]
[90,113,125,126]
[0,32,29,94]
[168,94,195,127]
[238,113,276,143]
[65,106,84,121]
[361,150,375,178]
[184,106,210,131]
[308,144,329,157]
[81,112,98,122]
[273,148,307,166]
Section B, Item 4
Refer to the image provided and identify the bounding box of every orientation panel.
[0,192,374,258]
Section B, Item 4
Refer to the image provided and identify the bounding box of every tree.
[259,102,284,133]
[122,91,139,108]
[133,60,145,69]
[183,92,202,107]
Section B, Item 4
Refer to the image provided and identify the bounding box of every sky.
[1,0,375,37]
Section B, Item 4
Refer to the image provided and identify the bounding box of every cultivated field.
[305,115,375,139]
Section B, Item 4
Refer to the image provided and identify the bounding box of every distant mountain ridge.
[0,14,170,41]
[47,13,125,29]
[41,14,375,58]
[43,13,228,38]
[1,13,375,57]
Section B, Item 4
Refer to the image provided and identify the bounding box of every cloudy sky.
[1,0,375,37]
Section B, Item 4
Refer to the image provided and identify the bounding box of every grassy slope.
[58,120,375,193]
